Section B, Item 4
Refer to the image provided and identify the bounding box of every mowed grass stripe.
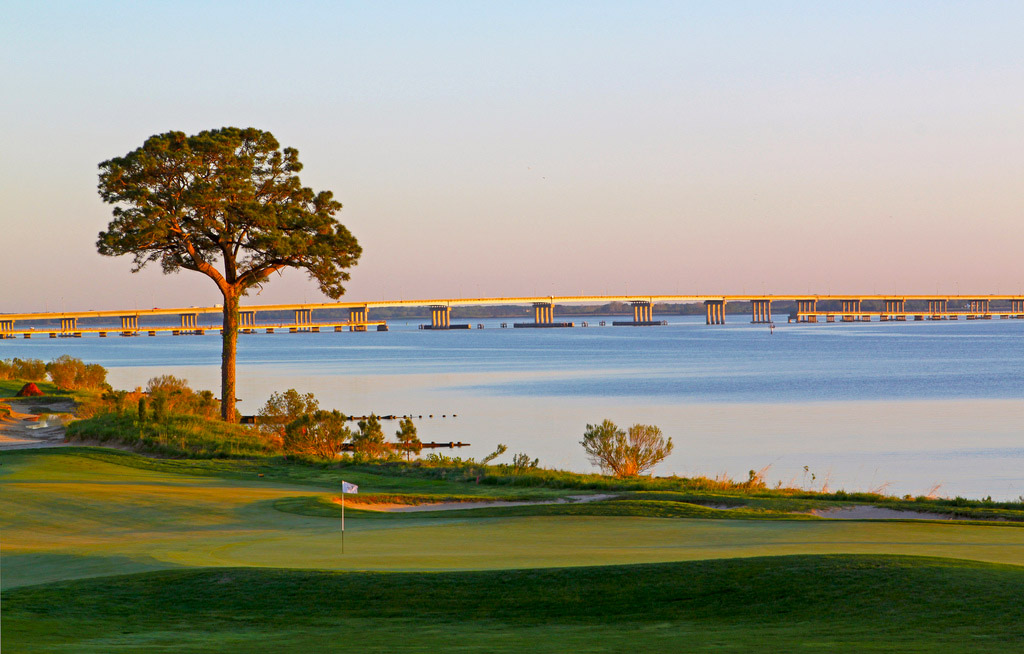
[4,555,1024,653]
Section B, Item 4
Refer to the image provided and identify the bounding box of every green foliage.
[353,414,390,458]
[96,127,361,421]
[480,443,508,465]
[145,375,218,419]
[44,355,108,391]
[100,390,129,412]
[137,396,148,422]
[0,358,47,382]
[151,394,167,422]
[511,452,539,474]
[394,416,421,460]
[284,410,351,459]
[258,389,319,444]
[581,420,674,477]
[96,127,361,298]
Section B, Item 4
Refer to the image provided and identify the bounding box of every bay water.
[3,315,1022,500]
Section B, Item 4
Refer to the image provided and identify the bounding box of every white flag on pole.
[341,481,359,494]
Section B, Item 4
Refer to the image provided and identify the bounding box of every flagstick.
[342,491,345,555]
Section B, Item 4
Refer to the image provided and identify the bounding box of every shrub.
[257,389,319,445]
[45,355,108,391]
[580,420,674,478]
[152,394,168,422]
[511,452,539,474]
[284,410,351,459]
[0,358,47,382]
[145,376,218,418]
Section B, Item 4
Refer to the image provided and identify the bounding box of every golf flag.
[342,481,358,494]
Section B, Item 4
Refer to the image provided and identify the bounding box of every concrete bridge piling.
[795,299,817,322]
[348,307,367,331]
[705,300,726,325]
[751,299,772,324]
[612,300,666,326]
[513,302,573,328]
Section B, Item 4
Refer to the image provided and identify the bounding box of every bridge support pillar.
[349,307,368,331]
[841,299,861,321]
[927,299,948,318]
[239,311,257,333]
[120,315,138,335]
[180,313,198,333]
[631,301,653,323]
[0,319,13,337]
[751,299,772,324]
[795,299,817,322]
[514,302,570,328]
[968,299,990,316]
[1012,299,1024,317]
[60,317,78,333]
[533,302,554,325]
[884,298,905,314]
[704,300,725,325]
[430,305,451,329]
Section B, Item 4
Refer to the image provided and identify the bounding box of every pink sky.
[2,2,1022,312]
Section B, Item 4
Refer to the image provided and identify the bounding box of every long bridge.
[1,294,1023,339]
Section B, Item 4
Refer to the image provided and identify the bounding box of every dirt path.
[0,398,75,450]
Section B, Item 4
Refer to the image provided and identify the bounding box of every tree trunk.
[221,290,240,422]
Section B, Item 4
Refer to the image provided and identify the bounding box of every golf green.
[2,450,1022,590]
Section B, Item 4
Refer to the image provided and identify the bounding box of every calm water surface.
[3,316,1022,499]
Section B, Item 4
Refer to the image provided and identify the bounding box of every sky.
[2,1,1023,312]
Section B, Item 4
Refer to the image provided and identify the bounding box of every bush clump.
[145,375,218,419]
[0,358,47,382]
[45,355,108,391]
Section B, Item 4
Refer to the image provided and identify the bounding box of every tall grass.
[65,411,278,458]
[331,459,774,494]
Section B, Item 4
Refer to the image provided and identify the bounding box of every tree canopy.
[96,127,360,421]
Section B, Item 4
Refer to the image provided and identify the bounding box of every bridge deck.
[0,322,385,338]
[3,293,1024,322]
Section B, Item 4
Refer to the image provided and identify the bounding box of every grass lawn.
[0,379,72,399]
[3,447,1024,652]
[4,556,1024,653]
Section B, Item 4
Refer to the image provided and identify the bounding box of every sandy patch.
[686,502,977,521]
[809,506,955,521]
[0,398,75,450]
[691,502,745,511]
[336,494,618,512]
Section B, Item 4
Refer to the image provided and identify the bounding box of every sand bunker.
[695,502,972,521]
[809,506,955,521]
[338,494,618,512]
[0,398,75,450]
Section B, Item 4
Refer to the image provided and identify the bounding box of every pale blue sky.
[2,1,1022,311]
